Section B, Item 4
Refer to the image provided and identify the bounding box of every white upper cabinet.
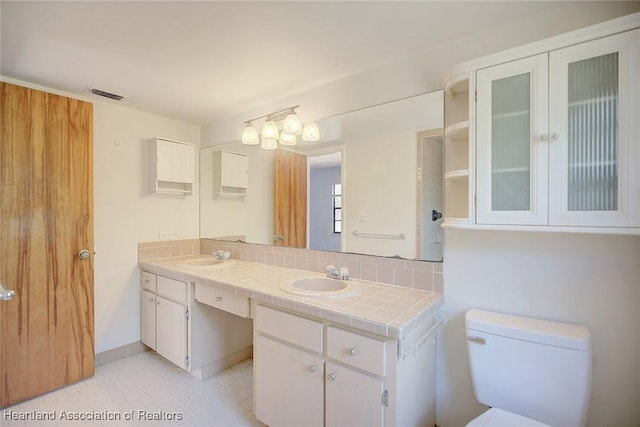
[548,29,640,227]
[470,23,640,231]
[476,54,549,225]
[149,137,195,195]
[212,150,248,197]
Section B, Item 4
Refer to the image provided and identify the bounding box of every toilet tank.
[465,309,592,427]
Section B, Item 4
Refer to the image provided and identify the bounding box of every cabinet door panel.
[140,290,156,350]
[254,335,323,427]
[156,296,188,369]
[549,29,640,226]
[325,362,384,427]
[476,54,548,225]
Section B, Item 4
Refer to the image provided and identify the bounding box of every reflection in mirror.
[200,90,444,261]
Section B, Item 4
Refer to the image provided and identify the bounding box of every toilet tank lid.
[465,309,591,351]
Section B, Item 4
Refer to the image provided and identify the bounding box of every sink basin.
[175,258,231,268]
[280,277,360,298]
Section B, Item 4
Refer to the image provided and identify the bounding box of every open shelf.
[444,169,469,181]
[445,121,469,140]
[444,74,470,97]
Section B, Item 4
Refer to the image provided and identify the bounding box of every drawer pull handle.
[348,347,358,356]
[308,365,317,373]
[148,297,154,303]
[328,373,336,381]
[215,296,223,302]
[144,279,150,283]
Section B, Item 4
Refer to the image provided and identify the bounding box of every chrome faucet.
[213,250,231,261]
[326,265,349,280]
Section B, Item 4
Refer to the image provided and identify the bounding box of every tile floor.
[2,351,266,427]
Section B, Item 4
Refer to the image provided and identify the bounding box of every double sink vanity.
[139,253,442,427]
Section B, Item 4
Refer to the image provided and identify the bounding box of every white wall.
[438,229,640,427]
[93,103,200,353]
[201,2,639,148]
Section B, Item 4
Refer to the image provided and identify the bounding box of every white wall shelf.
[212,150,248,198]
[444,169,469,181]
[444,121,469,140]
[149,137,195,195]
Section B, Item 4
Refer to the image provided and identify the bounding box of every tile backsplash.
[138,239,443,293]
[201,239,443,293]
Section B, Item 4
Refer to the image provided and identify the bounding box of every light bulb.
[282,113,302,135]
[279,133,296,146]
[242,123,259,145]
[302,122,320,142]
[261,120,279,140]
[261,137,278,150]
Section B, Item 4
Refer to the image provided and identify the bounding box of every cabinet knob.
[215,296,222,302]
[550,132,560,141]
[148,297,154,303]
[539,134,548,142]
[348,347,358,356]
[328,373,336,381]
[308,365,317,373]
[144,279,150,283]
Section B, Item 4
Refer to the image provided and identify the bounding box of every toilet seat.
[466,408,551,427]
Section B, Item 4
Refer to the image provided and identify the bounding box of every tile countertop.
[139,255,443,339]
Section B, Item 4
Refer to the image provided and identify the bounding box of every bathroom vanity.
[139,255,442,427]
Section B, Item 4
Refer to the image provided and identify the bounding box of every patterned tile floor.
[2,351,265,427]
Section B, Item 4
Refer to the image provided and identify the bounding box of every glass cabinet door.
[548,29,640,227]
[476,54,549,225]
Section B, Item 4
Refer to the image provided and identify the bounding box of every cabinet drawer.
[327,326,386,376]
[255,305,323,353]
[195,284,250,318]
[157,275,187,303]
[141,271,156,292]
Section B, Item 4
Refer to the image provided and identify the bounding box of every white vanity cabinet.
[253,304,437,427]
[140,271,253,378]
[140,272,189,369]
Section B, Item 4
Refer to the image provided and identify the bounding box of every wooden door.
[274,149,307,248]
[0,82,94,407]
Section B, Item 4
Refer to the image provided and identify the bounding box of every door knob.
[78,249,91,260]
[0,283,16,301]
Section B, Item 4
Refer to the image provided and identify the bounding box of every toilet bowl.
[464,309,592,427]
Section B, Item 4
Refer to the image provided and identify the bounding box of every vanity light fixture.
[241,105,319,148]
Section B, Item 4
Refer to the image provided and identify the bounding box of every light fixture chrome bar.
[244,105,300,125]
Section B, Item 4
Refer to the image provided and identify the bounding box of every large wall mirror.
[200,90,444,261]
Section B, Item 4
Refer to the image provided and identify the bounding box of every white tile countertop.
[139,255,443,338]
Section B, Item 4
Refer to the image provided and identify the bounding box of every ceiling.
[0,1,610,125]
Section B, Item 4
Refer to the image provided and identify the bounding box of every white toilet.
[465,309,592,427]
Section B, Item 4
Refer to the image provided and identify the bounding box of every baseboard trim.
[95,341,146,367]
[190,346,253,381]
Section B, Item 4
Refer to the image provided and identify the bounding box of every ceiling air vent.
[90,88,124,101]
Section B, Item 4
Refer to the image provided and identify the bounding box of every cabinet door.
[325,362,385,427]
[254,335,323,427]
[221,152,248,188]
[140,290,156,350]
[476,54,549,225]
[156,139,194,183]
[156,296,188,369]
[548,29,640,227]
